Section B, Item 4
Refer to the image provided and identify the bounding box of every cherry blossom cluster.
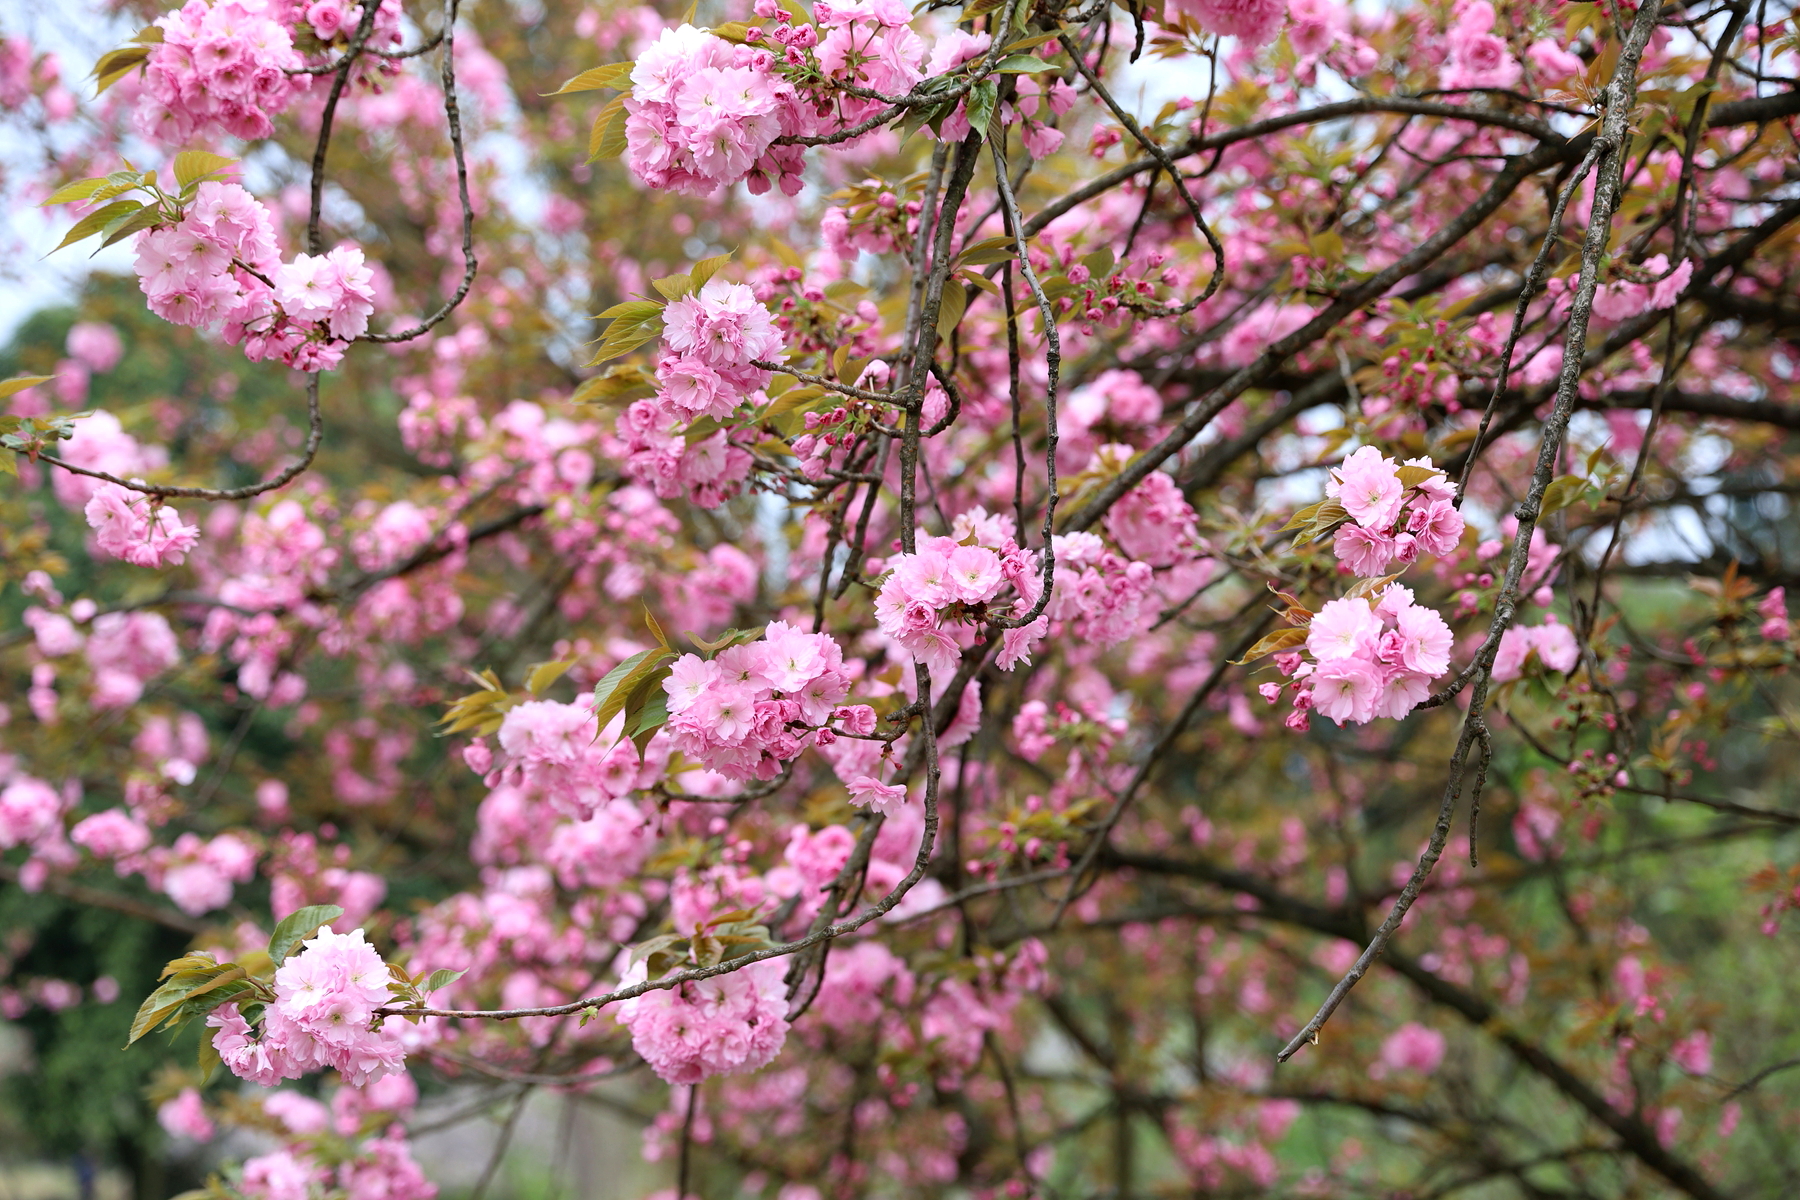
[620,0,1074,199]
[488,696,668,821]
[132,181,375,372]
[616,956,791,1084]
[0,777,68,872]
[237,1131,435,1200]
[1591,254,1695,323]
[1042,532,1154,650]
[659,279,786,417]
[149,831,258,916]
[1760,588,1790,643]
[663,621,872,781]
[1104,461,1203,566]
[624,25,800,197]
[1438,0,1521,91]
[875,516,1038,677]
[1264,584,1455,728]
[161,1076,435,1200]
[620,279,785,506]
[1493,615,1580,683]
[207,925,409,1087]
[84,484,201,568]
[1327,446,1466,577]
[135,0,309,144]
[134,0,407,147]
[1174,0,1291,46]
[281,0,405,56]
[803,0,925,121]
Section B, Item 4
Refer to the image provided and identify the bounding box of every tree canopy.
[1,0,1799,1197]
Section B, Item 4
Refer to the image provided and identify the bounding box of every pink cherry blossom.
[1377,1022,1446,1075]
[1172,0,1290,47]
[615,957,791,1084]
[1331,445,1405,530]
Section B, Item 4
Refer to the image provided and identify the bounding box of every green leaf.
[629,689,669,759]
[958,268,1001,297]
[97,204,165,251]
[936,276,969,340]
[1395,464,1442,489]
[1001,30,1064,53]
[129,964,236,1046]
[197,1030,222,1083]
[587,312,664,365]
[526,660,574,695]
[593,649,654,711]
[596,653,673,735]
[1583,442,1608,477]
[1231,626,1310,665]
[759,385,828,423]
[595,298,665,322]
[956,235,1019,267]
[643,607,670,650]
[268,904,346,967]
[896,98,955,143]
[570,364,657,408]
[965,79,999,141]
[544,61,635,96]
[169,972,253,1022]
[437,679,516,737]
[710,21,755,43]
[594,649,674,733]
[686,626,763,655]
[1539,474,1587,516]
[423,968,466,994]
[51,200,142,253]
[992,54,1057,72]
[629,933,688,975]
[172,150,236,190]
[158,953,223,981]
[0,376,55,399]
[588,94,629,161]
[40,178,108,207]
[91,45,151,94]
[690,252,733,288]
[651,273,695,301]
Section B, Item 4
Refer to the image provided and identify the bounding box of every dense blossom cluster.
[619,279,784,505]
[132,182,375,372]
[875,514,1038,677]
[84,484,201,568]
[1264,585,1456,729]
[1438,1,1521,91]
[1327,446,1466,577]
[1175,0,1290,46]
[615,956,791,1084]
[624,25,798,197]
[136,0,406,145]
[152,830,258,915]
[1043,532,1153,650]
[663,621,871,781]
[5,0,1796,1194]
[136,0,309,144]
[490,696,666,820]
[207,926,408,1087]
[162,1075,436,1200]
[620,0,1084,199]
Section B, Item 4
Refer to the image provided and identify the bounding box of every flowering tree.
[2,0,1799,1196]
